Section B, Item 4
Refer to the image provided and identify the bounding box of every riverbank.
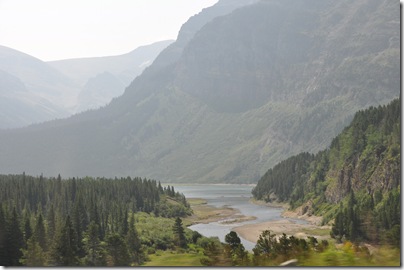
[233,199,331,243]
[184,198,256,226]
[249,198,324,225]
[186,196,331,245]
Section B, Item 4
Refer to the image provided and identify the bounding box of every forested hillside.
[252,98,400,245]
[0,174,191,266]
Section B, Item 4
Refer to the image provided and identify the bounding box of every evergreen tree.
[33,213,47,251]
[201,238,232,266]
[46,204,56,245]
[72,194,88,257]
[225,231,248,266]
[126,214,142,265]
[6,207,24,266]
[172,217,187,248]
[19,237,47,266]
[253,230,277,258]
[0,205,8,265]
[51,215,79,266]
[23,215,32,246]
[105,233,131,266]
[225,231,241,250]
[82,221,107,266]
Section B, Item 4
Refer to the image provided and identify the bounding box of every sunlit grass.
[184,197,239,226]
[143,250,206,266]
[299,242,400,266]
[187,198,208,206]
[301,227,331,237]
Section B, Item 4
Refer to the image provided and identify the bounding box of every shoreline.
[187,196,331,245]
[185,198,256,225]
[234,199,331,243]
[249,198,324,226]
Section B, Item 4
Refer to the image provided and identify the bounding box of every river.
[173,184,306,251]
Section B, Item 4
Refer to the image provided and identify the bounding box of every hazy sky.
[0,0,218,61]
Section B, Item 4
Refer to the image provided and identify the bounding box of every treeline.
[199,229,398,266]
[0,174,191,266]
[252,98,400,245]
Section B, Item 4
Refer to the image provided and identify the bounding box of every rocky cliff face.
[253,99,400,214]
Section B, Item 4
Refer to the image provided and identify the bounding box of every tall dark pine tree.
[23,215,32,246]
[82,221,107,266]
[6,208,24,266]
[51,215,79,266]
[126,214,142,265]
[33,213,47,252]
[0,205,8,265]
[172,217,186,248]
[72,194,88,257]
[105,233,131,266]
[46,204,56,245]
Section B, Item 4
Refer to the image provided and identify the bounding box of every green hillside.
[253,98,400,245]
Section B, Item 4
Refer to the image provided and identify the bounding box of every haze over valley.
[0,0,400,267]
[0,40,172,128]
[0,0,399,183]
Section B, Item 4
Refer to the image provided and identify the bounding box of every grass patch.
[187,198,208,206]
[301,227,331,237]
[143,250,206,266]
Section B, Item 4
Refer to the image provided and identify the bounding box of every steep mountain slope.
[252,99,400,244]
[0,46,78,128]
[0,0,399,183]
[0,41,172,129]
[0,70,69,128]
[49,40,173,111]
[75,72,126,111]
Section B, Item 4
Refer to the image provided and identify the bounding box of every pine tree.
[23,215,32,246]
[225,231,248,266]
[72,194,88,257]
[51,215,79,266]
[0,205,8,266]
[19,237,46,266]
[253,230,277,258]
[126,214,142,265]
[82,221,107,266]
[46,204,56,245]
[33,213,47,252]
[105,233,131,266]
[172,217,187,248]
[225,231,241,250]
[6,207,24,266]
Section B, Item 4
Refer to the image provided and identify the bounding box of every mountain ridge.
[0,0,399,183]
[0,40,172,128]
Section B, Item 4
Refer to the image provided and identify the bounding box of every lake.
[172,184,305,251]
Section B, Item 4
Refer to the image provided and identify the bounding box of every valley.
[0,0,400,267]
[0,0,399,182]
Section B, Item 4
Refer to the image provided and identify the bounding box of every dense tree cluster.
[0,174,191,266]
[200,230,398,266]
[252,152,315,202]
[252,99,400,246]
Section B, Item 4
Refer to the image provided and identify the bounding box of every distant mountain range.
[48,40,173,112]
[0,0,399,183]
[0,41,171,128]
[0,45,76,128]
